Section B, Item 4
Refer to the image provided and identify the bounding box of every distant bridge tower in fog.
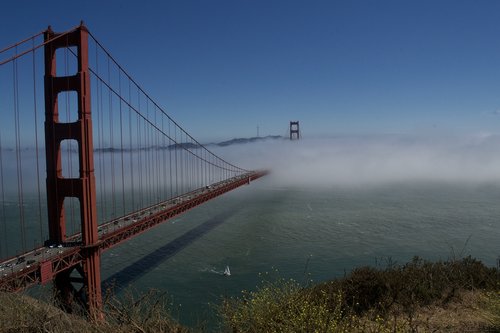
[289,121,300,140]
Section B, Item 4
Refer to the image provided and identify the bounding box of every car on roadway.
[15,257,25,265]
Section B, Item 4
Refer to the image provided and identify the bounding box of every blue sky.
[2,1,500,141]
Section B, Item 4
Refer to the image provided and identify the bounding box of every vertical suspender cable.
[169,120,173,199]
[118,70,125,216]
[145,100,151,204]
[13,46,26,252]
[195,145,199,188]
[155,107,160,201]
[175,126,178,196]
[96,46,106,221]
[204,149,208,186]
[183,133,186,193]
[108,57,116,218]
[180,131,183,194]
[32,37,44,246]
[199,151,202,188]
[128,80,135,210]
[161,111,166,199]
[0,135,7,257]
[147,103,151,203]
[137,88,143,208]
[153,106,157,201]
[188,144,191,191]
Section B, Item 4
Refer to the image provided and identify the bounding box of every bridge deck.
[0,170,268,292]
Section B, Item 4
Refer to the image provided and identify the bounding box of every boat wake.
[200,266,231,276]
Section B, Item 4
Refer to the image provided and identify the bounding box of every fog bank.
[214,134,500,188]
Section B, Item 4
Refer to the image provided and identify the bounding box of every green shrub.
[220,277,356,333]
[220,257,500,332]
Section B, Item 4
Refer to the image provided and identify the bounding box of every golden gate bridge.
[0,23,267,317]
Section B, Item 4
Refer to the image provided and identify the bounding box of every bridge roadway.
[0,170,268,292]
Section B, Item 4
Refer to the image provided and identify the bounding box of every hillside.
[214,135,283,147]
[2,256,500,332]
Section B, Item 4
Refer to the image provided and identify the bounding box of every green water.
[92,177,500,327]
[3,171,500,328]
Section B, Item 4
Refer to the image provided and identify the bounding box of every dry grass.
[355,291,496,332]
[409,291,490,331]
[0,289,189,333]
[0,292,92,333]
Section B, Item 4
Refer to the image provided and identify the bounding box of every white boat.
[223,265,231,276]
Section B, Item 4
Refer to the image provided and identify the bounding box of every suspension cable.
[67,43,247,176]
[85,31,247,173]
[13,46,26,252]
[128,79,135,210]
[118,70,126,216]
[88,68,242,172]
[107,56,116,218]
[0,134,7,258]
[0,25,81,66]
[0,31,44,54]
[32,36,44,246]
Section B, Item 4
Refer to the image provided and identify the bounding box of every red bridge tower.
[44,24,101,317]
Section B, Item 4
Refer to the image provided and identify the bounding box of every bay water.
[4,137,500,328]
[97,176,500,327]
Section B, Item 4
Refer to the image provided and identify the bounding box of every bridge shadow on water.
[103,207,239,291]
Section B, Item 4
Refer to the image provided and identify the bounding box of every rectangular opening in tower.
[55,47,78,77]
[63,197,81,238]
[60,139,79,179]
[57,91,78,123]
